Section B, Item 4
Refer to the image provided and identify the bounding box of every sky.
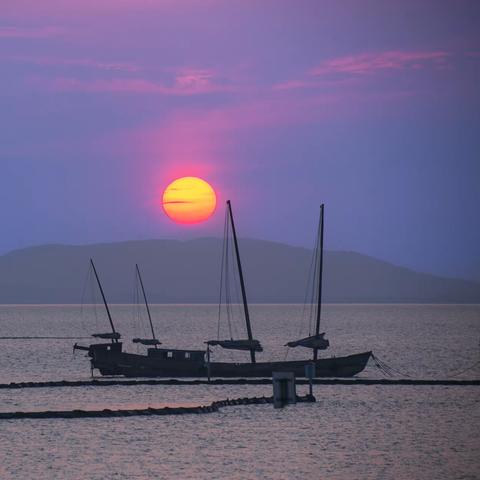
[1,0,479,281]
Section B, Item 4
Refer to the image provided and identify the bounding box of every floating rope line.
[0,378,478,390]
[0,394,316,421]
[0,336,92,340]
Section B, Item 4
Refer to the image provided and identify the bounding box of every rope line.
[1,378,478,390]
[446,359,480,378]
[0,395,316,421]
[0,337,92,340]
[371,354,412,378]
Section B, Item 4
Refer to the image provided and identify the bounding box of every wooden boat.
[74,202,371,378]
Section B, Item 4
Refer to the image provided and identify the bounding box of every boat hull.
[91,350,372,378]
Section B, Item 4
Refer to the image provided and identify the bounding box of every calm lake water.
[0,304,479,479]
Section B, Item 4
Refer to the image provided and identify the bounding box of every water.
[0,304,479,479]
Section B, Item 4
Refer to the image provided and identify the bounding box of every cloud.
[0,25,65,39]
[1,0,202,16]
[47,77,231,95]
[126,91,339,171]
[6,55,140,72]
[310,50,450,76]
[173,68,218,93]
[275,50,450,90]
[30,66,238,96]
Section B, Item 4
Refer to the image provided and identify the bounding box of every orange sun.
[162,177,217,224]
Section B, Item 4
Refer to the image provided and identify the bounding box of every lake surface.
[0,304,479,479]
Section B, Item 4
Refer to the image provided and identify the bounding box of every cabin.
[147,348,205,362]
[86,342,123,357]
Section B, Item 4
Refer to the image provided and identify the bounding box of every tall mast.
[313,204,324,361]
[90,258,118,343]
[136,264,157,347]
[227,200,256,363]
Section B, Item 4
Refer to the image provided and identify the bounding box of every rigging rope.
[301,242,318,337]
[215,208,233,362]
[371,350,480,379]
[446,359,480,378]
[79,263,101,335]
[229,230,243,341]
[132,269,144,351]
[310,215,323,336]
[371,353,413,378]
[224,209,234,340]
[216,208,228,341]
[445,342,480,378]
[79,264,92,333]
[284,217,322,361]
[90,264,100,333]
[215,205,253,363]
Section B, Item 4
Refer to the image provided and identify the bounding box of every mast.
[313,204,324,360]
[227,200,256,363]
[136,264,157,347]
[90,258,118,343]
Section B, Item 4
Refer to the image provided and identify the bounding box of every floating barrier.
[0,378,478,390]
[0,337,92,340]
[0,394,316,420]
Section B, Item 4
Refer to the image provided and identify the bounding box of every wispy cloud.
[31,66,238,96]
[127,92,340,169]
[33,76,231,96]
[311,50,450,76]
[0,25,65,39]
[172,68,220,93]
[275,50,450,91]
[7,55,139,73]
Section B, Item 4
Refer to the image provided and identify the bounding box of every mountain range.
[0,238,478,304]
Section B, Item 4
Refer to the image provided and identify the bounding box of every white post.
[272,372,296,408]
[305,363,315,398]
[206,345,211,383]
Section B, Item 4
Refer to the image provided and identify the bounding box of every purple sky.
[1,0,479,280]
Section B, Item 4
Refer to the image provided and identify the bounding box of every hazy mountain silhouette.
[0,238,478,304]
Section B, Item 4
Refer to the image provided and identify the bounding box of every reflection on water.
[0,304,479,479]
[0,386,478,480]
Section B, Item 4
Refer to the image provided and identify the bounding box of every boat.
[74,201,372,378]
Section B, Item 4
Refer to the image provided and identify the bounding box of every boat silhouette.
[74,201,372,377]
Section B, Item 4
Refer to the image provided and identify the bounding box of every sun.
[162,177,217,224]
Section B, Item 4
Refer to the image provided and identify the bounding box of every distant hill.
[0,238,479,304]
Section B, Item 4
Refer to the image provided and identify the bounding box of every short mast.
[136,264,157,347]
[227,200,256,364]
[313,204,324,361]
[90,258,118,343]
